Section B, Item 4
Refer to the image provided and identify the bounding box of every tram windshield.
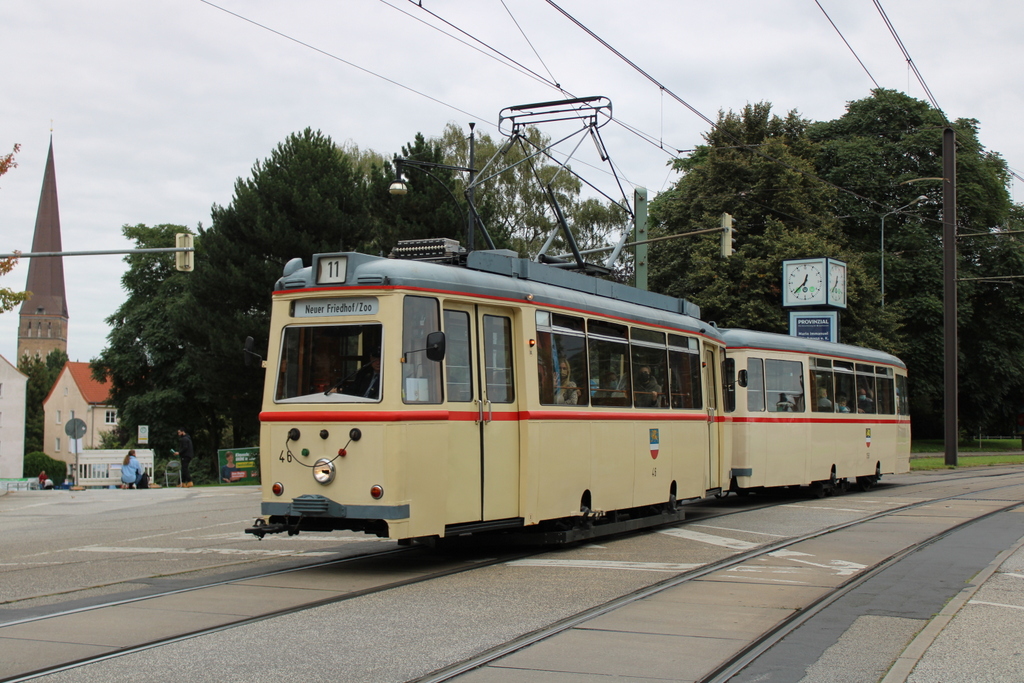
[275,324,383,403]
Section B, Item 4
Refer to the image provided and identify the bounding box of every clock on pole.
[782,258,846,309]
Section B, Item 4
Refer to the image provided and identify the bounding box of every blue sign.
[789,311,838,343]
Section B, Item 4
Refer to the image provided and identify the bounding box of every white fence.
[71,450,155,488]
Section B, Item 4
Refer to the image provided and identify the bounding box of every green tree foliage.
[1,143,30,313]
[19,349,68,454]
[649,103,899,348]
[810,90,1024,437]
[23,451,66,485]
[91,224,207,458]
[651,91,1024,438]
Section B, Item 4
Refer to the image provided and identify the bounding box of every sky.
[2,0,1022,365]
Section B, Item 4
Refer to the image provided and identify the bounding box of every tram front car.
[247,249,459,541]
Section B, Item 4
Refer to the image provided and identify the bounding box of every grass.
[912,438,1024,453]
[910,437,1024,470]
[911,453,1024,470]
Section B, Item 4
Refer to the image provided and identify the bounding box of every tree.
[1,143,30,313]
[809,89,1024,438]
[19,349,68,454]
[648,103,900,349]
[91,224,210,459]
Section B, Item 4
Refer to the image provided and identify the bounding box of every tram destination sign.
[293,297,378,318]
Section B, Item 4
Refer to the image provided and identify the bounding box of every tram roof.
[277,250,717,339]
[719,327,906,369]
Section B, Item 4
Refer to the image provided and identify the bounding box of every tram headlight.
[313,459,336,485]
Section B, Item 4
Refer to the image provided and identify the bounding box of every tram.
[246,240,909,543]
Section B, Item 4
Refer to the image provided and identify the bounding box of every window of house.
[55,438,61,452]
[56,410,62,424]
[105,410,117,425]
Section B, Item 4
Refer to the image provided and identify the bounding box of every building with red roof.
[42,362,116,463]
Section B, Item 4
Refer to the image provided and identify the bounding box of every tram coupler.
[245,518,288,540]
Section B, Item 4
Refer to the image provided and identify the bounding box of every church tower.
[17,138,69,360]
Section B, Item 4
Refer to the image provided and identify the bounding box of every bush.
[23,452,67,486]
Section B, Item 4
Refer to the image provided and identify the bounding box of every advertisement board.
[217,447,260,484]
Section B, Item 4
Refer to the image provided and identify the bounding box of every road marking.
[1004,572,1024,580]
[658,528,760,549]
[74,546,335,557]
[769,549,813,557]
[690,523,787,538]
[781,504,873,512]
[969,600,1024,611]
[508,559,703,572]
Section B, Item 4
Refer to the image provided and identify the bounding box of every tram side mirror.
[402,331,446,363]
[425,331,446,362]
[737,369,748,388]
[243,336,263,368]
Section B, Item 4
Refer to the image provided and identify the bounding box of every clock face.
[785,262,825,305]
[827,260,847,308]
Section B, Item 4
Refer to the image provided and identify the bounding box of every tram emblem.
[865,428,872,448]
[649,429,660,459]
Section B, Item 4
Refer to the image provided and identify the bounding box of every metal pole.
[880,213,887,308]
[943,127,958,467]
[467,123,476,252]
[634,188,648,291]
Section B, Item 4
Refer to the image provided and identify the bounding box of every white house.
[0,354,29,479]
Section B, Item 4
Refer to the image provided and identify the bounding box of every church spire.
[18,137,69,359]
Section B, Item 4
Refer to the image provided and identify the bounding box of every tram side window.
[631,328,668,408]
[444,310,472,402]
[275,323,383,402]
[746,358,765,411]
[833,361,855,413]
[811,358,834,412]
[483,315,515,403]
[537,312,587,406]
[668,334,702,409]
[855,364,876,414]
[896,374,909,415]
[588,319,630,407]
[766,359,804,412]
[876,367,895,415]
[403,296,442,404]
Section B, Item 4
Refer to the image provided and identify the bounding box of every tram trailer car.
[246,244,909,543]
[719,328,910,496]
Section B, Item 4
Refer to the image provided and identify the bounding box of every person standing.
[172,429,194,488]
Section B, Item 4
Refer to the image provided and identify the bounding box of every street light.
[388,123,494,251]
[880,195,928,308]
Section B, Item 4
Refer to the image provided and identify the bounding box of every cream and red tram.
[246,243,910,542]
[719,328,910,496]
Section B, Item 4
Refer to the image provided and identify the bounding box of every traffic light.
[175,233,194,272]
[720,213,736,257]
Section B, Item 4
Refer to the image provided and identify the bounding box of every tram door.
[704,346,721,492]
[444,304,520,523]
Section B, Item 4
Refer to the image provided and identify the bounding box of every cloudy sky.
[2,0,1021,364]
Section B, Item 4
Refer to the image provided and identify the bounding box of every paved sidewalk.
[884,526,1024,683]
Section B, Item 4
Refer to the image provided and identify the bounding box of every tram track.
[408,470,1024,683]
[4,468,1023,682]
